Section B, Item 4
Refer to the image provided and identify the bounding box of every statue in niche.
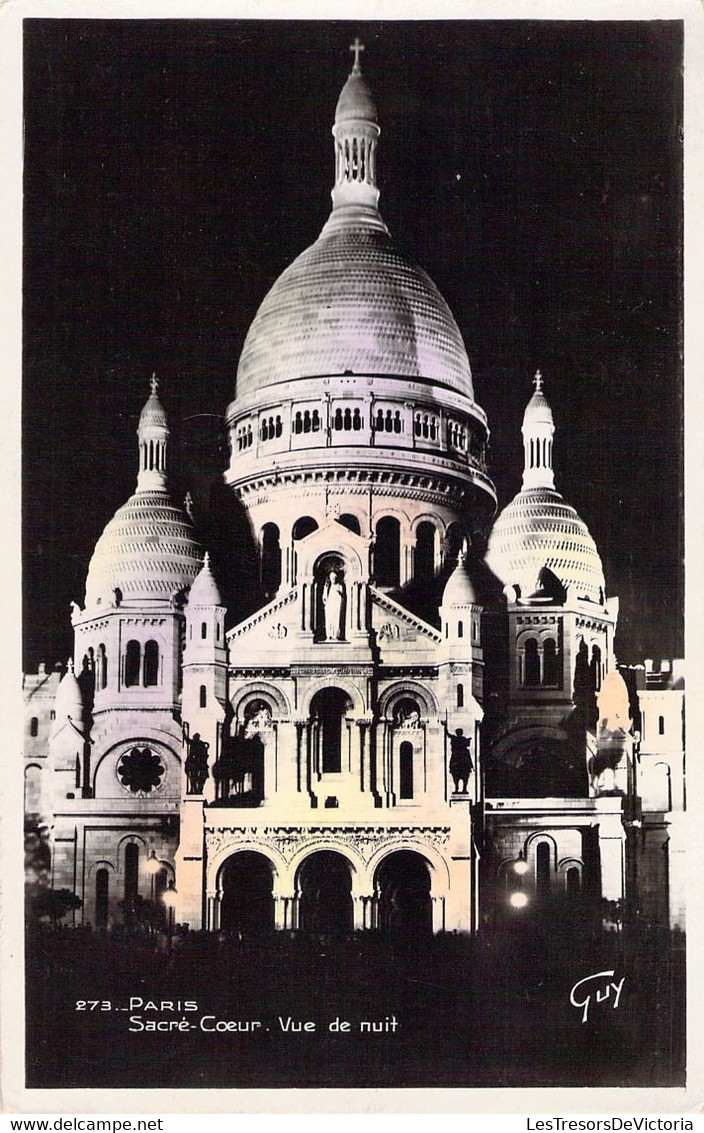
[185,731,209,795]
[244,704,273,740]
[322,570,345,641]
[395,701,421,729]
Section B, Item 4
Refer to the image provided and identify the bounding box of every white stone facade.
[24,45,684,937]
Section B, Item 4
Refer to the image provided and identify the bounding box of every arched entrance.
[375,851,432,935]
[219,851,275,935]
[310,687,353,775]
[296,851,353,934]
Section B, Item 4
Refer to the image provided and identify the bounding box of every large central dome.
[235,222,474,403]
[234,50,475,406]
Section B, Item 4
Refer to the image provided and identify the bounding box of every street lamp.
[162,880,178,948]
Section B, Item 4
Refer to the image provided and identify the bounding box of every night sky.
[22,19,683,671]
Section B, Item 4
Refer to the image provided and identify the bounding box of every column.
[597,813,625,902]
[357,720,369,794]
[431,895,446,934]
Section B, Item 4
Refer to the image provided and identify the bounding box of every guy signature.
[569,970,625,1023]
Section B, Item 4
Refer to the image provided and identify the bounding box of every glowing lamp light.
[513,857,529,876]
[162,881,178,909]
[509,892,529,909]
[145,850,160,876]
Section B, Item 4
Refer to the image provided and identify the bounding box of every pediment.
[226,587,300,650]
[370,586,442,650]
[294,519,369,581]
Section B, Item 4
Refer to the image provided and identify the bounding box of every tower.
[52,380,202,928]
[483,376,625,915]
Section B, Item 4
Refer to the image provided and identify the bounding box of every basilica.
[23,44,685,937]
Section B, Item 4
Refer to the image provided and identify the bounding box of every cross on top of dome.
[350,36,365,74]
[533,369,543,392]
[150,372,159,396]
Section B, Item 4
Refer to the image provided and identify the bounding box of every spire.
[328,39,384,228]
[137,376,169,493]
[521,370,555,491]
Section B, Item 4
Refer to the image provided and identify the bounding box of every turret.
[49,659,87,802]
[182,553,227,801]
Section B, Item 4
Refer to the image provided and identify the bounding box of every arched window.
[414,521,436,582]
[261,522,282,594]
[95,868,109,929]
[590,645,602,692]
[338,514,361,535]
[543,638,559,686]
[445,522,464,563]
[97,643,107,690]
[143,640,159,687]
[292,516,318,541]
[458,620,464,638]
[524,638,540,686]
[124,843,139,905]
[457,684,464,708]
[399,741,414,799]
[536,842,551,898]
[201,621,208,640]
[124,640,141,688]
[30,716,38,738]
[566,867,581,899]
[374,516,400,588]
[658,715,665,736]
[200,685,207,709]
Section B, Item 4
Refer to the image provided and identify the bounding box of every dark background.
[22,19,683,671]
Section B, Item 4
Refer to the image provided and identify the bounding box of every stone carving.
[378,622,400,642]
[322,570,345,641]
[243,704,273,740]
[267,622,288,639]
[204,824,451,866]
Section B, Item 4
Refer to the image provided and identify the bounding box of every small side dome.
[335,68,377,125]
[85,491,202,607]
[442,543,477,608]
[53,659,83,726]
[188,552,222,607]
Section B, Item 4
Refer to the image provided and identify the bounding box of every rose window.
[117,747,165,795]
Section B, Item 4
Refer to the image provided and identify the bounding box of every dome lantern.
[137,374,169,493]
[330,38,383,224]
[521,370,555,491]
